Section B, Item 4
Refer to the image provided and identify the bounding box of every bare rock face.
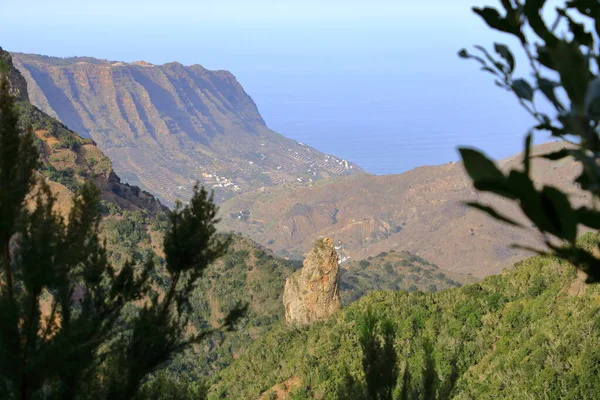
[283,237,341,325]
[0,47,29,102]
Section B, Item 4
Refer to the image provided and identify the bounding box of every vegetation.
[339,250,469,305]
[209,234,600,399]
[458,0,600,280]
[0,71,242,399]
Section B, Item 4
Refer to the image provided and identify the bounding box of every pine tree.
[0,71,241,399]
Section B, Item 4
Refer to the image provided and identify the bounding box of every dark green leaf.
[537,148,572,160]
[507,170,548,230]
[494,43,515,73]
[512,79,534,101]
[550,244,600,283]
[536,46,555,70]
[524,0,558,46]
[465,202,524,227]
[459,148,514,198]
[566,0,600,40]
[538,77,565,110]
[473,7,524,40]
[458,49,469,59]
[549,40,589,109]
[576,206,600,230]
[585,77,600,119]
[481,66,498,75]
[540,186,577,242]
[474,45,507,73]
[524,133,532,176]
[557,8,594,47]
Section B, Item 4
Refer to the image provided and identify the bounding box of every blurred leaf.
[566,0,600,39]
[494,43,515,73]
[506,170,548,230]
[551,244,600,283]
[541,186,577,243]
[474,45,506,73]
[458,49,469,59]
[536,46,555,70]
[222,302,249,332]
[512,79,534,101]
[585,77,600,119]
[549,40,589,109]
[465,202,523,227]
[459,148,514,198]
[557,8,594,47]
[524,133,532,176]
[481,66,498,74]
[538,77,565,110]
[524,0,558,46]
[537,148,572,160]
[576,206,600,230]
[473,7,524,41]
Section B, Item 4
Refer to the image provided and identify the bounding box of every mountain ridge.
[12,51,366,206]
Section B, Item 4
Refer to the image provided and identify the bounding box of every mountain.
[208,234,600,399]
[2,46,475,383]
[218,141,587,277]
[11,52,365,206]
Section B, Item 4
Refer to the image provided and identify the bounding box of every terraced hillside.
[12,52,365,205]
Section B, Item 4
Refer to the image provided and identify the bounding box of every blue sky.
[2,1,478,22]
[0,0,556,174]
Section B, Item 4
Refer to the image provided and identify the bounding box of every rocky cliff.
[0,49,28,102]
[11,53,366,205]
[283,238,341,325]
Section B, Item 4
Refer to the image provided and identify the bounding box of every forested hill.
[11,52,365,205]
[208,233,600,399]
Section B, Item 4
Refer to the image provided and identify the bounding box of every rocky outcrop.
[283,237,341,325]
[0,47,29,102]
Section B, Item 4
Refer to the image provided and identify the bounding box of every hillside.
[11,52,365,206]
[339,250,475,305]
[208,234,600,399]
[1,47,166,217]
[219,141,587,277]
[170,237,475,379]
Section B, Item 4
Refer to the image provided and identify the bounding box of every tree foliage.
[0,72,243,399]
[458,0,600,281]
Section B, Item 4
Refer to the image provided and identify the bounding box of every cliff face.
[11,53,365,205]
[283,238,341,325]
[0,48,28,102]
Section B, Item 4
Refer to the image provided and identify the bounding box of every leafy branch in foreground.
[457,0,600,281]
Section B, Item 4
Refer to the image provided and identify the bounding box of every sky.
[2,1,480,22]
[0,0,555,174]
